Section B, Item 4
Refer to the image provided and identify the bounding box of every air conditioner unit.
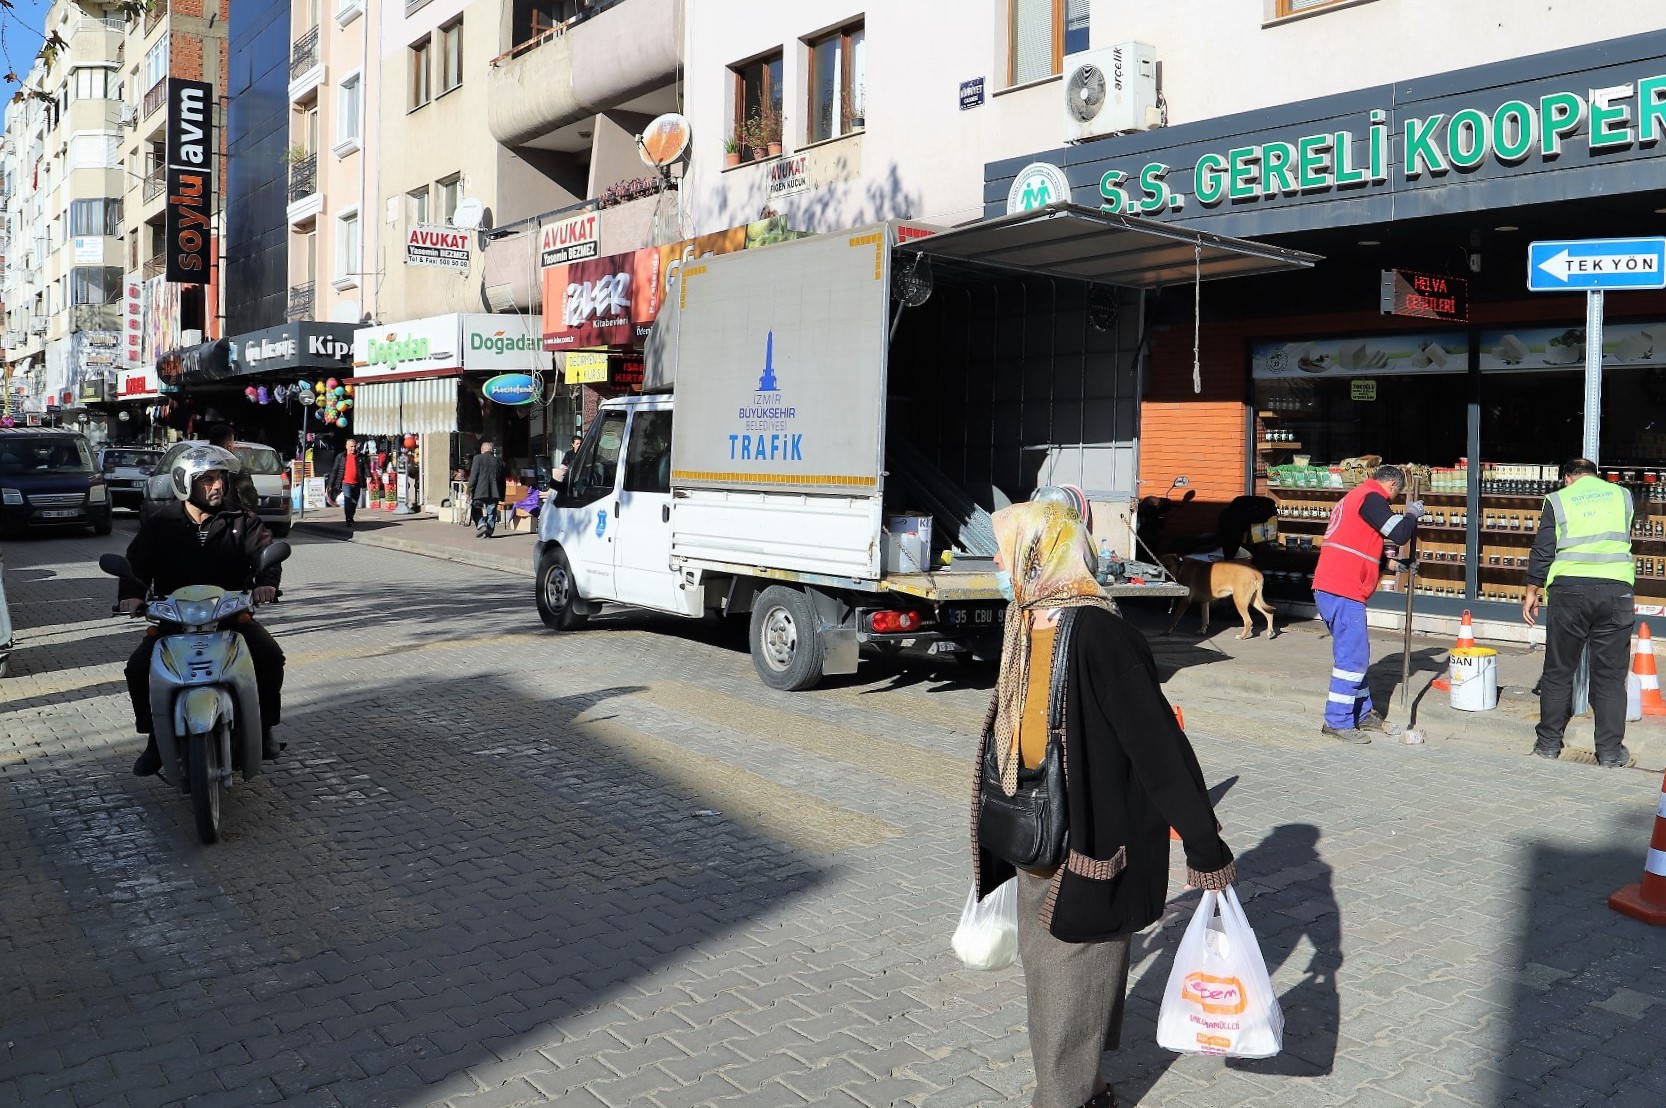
[1062,42,1160,144]
[30,315,47,334]
[181,328,202,346]
[118,103,137,127]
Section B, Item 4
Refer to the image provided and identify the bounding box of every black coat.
[120,501,280,601]
[328,451,364,493]
[975,607,1233,941]
[468,452,505,501]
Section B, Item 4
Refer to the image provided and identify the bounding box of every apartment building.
[0,0,128,419]
[284,0,381,328]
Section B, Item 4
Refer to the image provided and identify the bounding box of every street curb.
[296,519,535,579]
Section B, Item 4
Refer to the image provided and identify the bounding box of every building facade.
[225,0,294,335]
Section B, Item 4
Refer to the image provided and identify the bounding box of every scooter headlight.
[174,598,218,627]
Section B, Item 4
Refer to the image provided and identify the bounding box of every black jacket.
[120,500,281,602]
[328,451,364,493]
[468,452,505,501]
[975,607,1233,941]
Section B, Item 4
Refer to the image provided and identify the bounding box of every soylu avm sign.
[1094,74,1666,216]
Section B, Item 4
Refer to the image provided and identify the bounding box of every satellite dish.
[639,113,692,168]
[453,198,486,230]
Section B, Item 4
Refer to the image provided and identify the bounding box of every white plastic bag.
[952,879,1019,971]
[1156,886,1283,1058]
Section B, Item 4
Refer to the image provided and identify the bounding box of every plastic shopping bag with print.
[951,879,1019,971]
[1157,886,1283,1058]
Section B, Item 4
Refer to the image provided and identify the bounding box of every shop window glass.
[623,409,673,494]
[569,409,626,500]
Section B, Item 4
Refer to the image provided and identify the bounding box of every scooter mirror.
[98,553,133,578]
[1180,489,1197,504]
[258,542,292,570]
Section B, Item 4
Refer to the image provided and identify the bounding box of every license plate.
[945,606,1000,627]
[38,509,79,519]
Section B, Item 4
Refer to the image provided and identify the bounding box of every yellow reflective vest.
[1545,475,1635,588]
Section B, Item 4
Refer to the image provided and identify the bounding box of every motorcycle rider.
[120,445,286,777]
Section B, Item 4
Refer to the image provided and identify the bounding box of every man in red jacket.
[1312,465,1422,743]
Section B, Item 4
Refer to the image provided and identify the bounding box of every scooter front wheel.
[187,725,224,844]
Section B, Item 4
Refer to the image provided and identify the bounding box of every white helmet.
[168,444,241,501]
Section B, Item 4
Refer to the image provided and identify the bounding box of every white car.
[142,440,294,537]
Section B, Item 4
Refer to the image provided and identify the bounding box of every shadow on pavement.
[0,673,831,1106]
[1367,646,1447,712]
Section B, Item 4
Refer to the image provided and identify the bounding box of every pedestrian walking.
[468,438,506,538]
[972,500,1235,1108]
[1311,464,1422,743]
[1523,458,1636,767]
[328,438,363,529]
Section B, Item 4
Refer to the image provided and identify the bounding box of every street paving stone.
[4,522,1666,1106]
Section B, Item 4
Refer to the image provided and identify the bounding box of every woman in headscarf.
[971,499,1236,1108]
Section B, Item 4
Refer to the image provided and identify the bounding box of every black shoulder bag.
[977,608,1074,870]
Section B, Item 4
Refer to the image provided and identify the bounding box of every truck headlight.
[0,488,21,506]
[87,484,107,504]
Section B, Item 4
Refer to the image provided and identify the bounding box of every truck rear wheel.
[750,585,825,691]
[536,547,588,631]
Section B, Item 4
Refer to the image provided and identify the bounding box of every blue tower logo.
[757,331,780,392]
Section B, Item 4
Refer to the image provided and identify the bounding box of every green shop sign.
[1097,76,1666,217]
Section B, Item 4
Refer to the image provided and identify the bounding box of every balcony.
[142,78,167,121]
[289,26,324,102]
[142,168,165,202]
[287,153,317,204]
[143,253,165,281]
[145,0,168,34]
[286,282,315,322]
[488,0,681,148]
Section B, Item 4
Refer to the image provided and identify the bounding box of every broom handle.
[1400,475,1420,707]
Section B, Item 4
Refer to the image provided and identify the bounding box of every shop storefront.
[349,313,556,508]
[986,30,1666,636]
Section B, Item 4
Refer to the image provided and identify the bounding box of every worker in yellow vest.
[1522,458,1635,767]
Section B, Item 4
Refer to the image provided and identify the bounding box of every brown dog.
[1159,555,1278,640]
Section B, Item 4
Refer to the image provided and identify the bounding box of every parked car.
[0,428,113,536]
[98,446,164,511]
[141,440,293,536]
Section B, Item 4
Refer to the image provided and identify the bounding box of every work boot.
[1531,742,1562,760]
[1597,746,1633,768]
[262,727,285,761]
[1321,723,1371,745]
[132,734,161,777]
[1357,710,1401,736]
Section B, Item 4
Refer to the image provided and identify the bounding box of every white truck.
[534,203,1314,689]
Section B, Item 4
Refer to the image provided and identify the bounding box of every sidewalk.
[301,507,1666,772]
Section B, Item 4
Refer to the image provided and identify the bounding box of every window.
[70,266,121,305]
[436,175,460,224]
[143,38,169,92]
[336,209,360,284]
[806,22,865,143]
[1008,0,1087,86]
[70,67,114,101]
[69,134,120,170]
[568,409,626,501]
[623,409,673,494]
[407,186,430,225]
[730,51,782,152]
[1272,0,1362,15]
[410,39,431,109]
[70,198,120,237]
[337,73,362,146]
[438,20,463,95]
[303,229,317,287]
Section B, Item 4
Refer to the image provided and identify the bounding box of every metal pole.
[1584,289,1604,463]
[1400,473,1420,708]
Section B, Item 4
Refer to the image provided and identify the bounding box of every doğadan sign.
[1085,62,1666,219]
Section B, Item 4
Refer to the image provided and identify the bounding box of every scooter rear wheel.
[188,726,224,844]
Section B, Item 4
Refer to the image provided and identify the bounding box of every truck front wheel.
[536,547,588,631]
[750,585,825,691]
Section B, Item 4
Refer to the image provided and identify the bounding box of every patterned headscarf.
[991,500,1119,794]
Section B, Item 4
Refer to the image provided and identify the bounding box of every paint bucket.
[1449,647,1499,712]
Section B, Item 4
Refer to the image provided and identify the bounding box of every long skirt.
[1018,870,1132,1108]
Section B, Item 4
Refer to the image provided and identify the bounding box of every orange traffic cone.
[1431,610,1476,692]
[1634,624,1666,716]
[1608,769,1666,925]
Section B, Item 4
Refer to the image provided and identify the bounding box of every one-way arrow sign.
[1528,237,1666,292]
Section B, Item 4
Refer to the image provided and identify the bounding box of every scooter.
[99,542,290,844]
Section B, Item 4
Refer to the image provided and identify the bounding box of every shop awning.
[354,377,458,435]
[899,202,1321,288]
